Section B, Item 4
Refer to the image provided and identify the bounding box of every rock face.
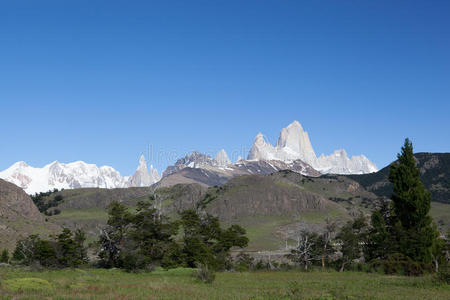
[205,174,332,221]
[0,179,59,250]
[129,155,161,187]
[162,152,220,178]
[216,149,231,167]
[248,120,377,174]
[276,120,318,164]
[0,156,161,194]
[0,179,43,221]
[157,152,320,188]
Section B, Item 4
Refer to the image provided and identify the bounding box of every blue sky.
[1,0,449,175]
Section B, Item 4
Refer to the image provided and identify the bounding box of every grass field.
[0,267,448,299]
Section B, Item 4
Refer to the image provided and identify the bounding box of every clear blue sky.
[1,0,449,175]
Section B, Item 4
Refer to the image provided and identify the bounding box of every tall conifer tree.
[388,138,437,263]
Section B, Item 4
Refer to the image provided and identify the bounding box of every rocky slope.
[0,179,60,250]
[157,151,320,188]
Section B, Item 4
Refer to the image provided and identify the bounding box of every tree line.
[30,189,63,216]
[6,199,248,273]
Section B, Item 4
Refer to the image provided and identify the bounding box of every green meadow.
[0,267,448,299]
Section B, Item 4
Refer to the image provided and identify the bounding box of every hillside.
[43,171,377,250]
[200,171,378,250]
[347,153,450,204]
[39,186,154,242]
[0,179,60,250]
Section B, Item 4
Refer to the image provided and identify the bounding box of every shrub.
[195,264,215,283]
[120,253,148,273]
[2,278,54,293]
[234,252,254,272]
[254,259,267,270]
[436,263,450,284]
[279,262,293,271]
[0,249,9,263]
[372,253,432,276]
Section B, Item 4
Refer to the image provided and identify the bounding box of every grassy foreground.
[0,267,448,299]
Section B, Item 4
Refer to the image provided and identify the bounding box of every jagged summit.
[162,151,220,177]
[276,120,317,164]
[248,120,377,174]
[129,155,161,187]
[216,149,231,167]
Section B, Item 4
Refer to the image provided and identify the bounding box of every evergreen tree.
[128,200,180,269]
[365,198,395,261]
[388,138,437,263]
[56,228,87,267]
[180,209,248,270]
[73,229,89,265]
[0,249,9,263]
[336,215,368,272]
[35,239,58,267]
[12,235,41,264]
[98,201,133,268]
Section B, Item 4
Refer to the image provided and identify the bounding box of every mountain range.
[0,156,160,195]
[248,121,378,174]
[0,121,377,194]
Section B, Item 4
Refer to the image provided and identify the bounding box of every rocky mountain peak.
[216,149,231,167]
[130,155,160,187]
[247,121,377,175]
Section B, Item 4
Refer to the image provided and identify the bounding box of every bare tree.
[287,230,319,270]
[320,217,337,268]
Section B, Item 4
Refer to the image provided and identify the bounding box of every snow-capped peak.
[0,160,129,194]
[276,120,317,164]
[247,121,377,174]
[216,149,231,167]
[130,155,161,187]
[0,155,161,194]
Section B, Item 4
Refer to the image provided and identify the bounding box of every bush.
[2,278,54,293]
[120,253,149,273]
[254,259,267,270]
[234,252,254,272]
[436,263,450,284]
[279,262,293,271]
[0,249,9,263]
[195,264,215,283]
[372,253,432,276]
